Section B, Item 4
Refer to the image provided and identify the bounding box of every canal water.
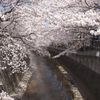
[21,54,74,100]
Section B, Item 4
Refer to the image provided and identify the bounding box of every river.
[21,54,74,100]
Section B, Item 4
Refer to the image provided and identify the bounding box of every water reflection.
[22,56,74,100]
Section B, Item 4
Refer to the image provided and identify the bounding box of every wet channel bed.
[21,55,74,100]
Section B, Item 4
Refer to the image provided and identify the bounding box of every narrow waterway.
[21,54,74,100]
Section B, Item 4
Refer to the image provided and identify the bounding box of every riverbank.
[10,65,34,100]
[10,54,35,100]
[55,65,84,100]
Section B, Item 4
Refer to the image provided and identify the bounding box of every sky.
[0,5,2,10]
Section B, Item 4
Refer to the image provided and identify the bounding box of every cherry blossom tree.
[0,0,30,72]
[0,90,14,100]
[0,1,30,99]
[0,0,100,99]
[0,0,100,57]
[10,0,100,58]
[0,0,100,60]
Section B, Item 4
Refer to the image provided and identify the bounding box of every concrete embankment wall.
[49,49,100,100]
